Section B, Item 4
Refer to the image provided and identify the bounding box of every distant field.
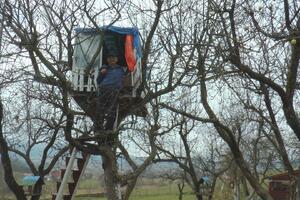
[74,178,196,200]
[0,177,233,200]
[74,183,195,200]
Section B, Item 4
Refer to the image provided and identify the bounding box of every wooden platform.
[70,90,147,122]
[74,130,118,147]
[75,131,114,141]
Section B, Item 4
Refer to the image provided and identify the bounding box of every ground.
[0,176,233,199]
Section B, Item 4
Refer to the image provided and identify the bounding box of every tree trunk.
[198,66,274,200]
[297,177,300,200]
[177,182,184,200]
[196,193,203,200]
[230,145,273,200]
[123,179,137,200]
[240,175,249,198]
[195,187,203,200]
[208,177,217,200]
[234,177,240,200]
[102,151,121,200]
[0,102,27,200]
[31,177,44,200]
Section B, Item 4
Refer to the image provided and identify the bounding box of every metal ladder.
[52,147,90,200]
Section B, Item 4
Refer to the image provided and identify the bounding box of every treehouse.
[71,26,147,122]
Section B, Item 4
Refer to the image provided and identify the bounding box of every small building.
[268,170,300,200]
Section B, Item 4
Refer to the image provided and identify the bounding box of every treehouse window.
[102,30,126,67]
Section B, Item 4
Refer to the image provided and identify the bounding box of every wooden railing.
[72,68,98,92]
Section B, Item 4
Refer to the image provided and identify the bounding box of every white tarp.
[73,33,102,69]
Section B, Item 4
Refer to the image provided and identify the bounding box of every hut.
[268,170,300,200]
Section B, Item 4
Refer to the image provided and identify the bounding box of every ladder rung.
[54,148,90,200]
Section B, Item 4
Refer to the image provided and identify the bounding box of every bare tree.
[2,0,298,200]
[2,79,70,200]
[210,0,300,141]
[154,117,230,200]
[157,0,300,199]
[0,0,189,199]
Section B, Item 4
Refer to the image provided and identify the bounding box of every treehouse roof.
[74,26,142,58]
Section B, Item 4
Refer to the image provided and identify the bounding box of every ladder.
[52,101,121,200]
[52,147,90,200]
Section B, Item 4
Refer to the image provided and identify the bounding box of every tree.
[209,0,300,197]
[155,114,232,200]
[0,99,27,199]
[0,0,186,199]
[2,0,298,200]
[207,0,300,143]
[2,79,70,200]
[158,0,300,199]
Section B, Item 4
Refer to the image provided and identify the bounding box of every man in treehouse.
[95,52,127,132]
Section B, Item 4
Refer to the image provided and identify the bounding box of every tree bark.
[31,177,44,200]
[122,179,137,200]
[196,192,203,200]
[0,101,27,200]
[208,177,217,200]
[177,182,184,200]
[240,175,249,198]
[102,150,121,200]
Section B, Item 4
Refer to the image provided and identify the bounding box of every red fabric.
[125,35,136,71]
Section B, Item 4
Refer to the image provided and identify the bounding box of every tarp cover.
[75,26,142,58]
[22,176,40,186]
[73,34,102,69]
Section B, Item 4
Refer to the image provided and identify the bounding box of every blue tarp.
[75,26,142,58]
[22,176,40,186]
[202,176,210,182]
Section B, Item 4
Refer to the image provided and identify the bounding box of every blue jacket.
[97,64,127,89]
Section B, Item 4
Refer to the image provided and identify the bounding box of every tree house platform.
[71,90,147,122]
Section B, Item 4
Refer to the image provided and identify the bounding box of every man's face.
[107,56,118,65]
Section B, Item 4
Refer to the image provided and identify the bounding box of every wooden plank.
[72,68,79,90]
[70,154,90,200]
[79,70,84,91]
[56,148,78,200]
[75,131,116,142]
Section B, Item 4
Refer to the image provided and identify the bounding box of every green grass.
[73,179,195,200]
[1,177,232,200]
[74,181,194,200]
[129,184,194,200]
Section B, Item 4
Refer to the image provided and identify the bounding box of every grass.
[1,177,233,200]
[129,183,194,200]
[74,185,195,200]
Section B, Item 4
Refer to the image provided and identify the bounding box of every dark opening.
[102,30,127,67]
